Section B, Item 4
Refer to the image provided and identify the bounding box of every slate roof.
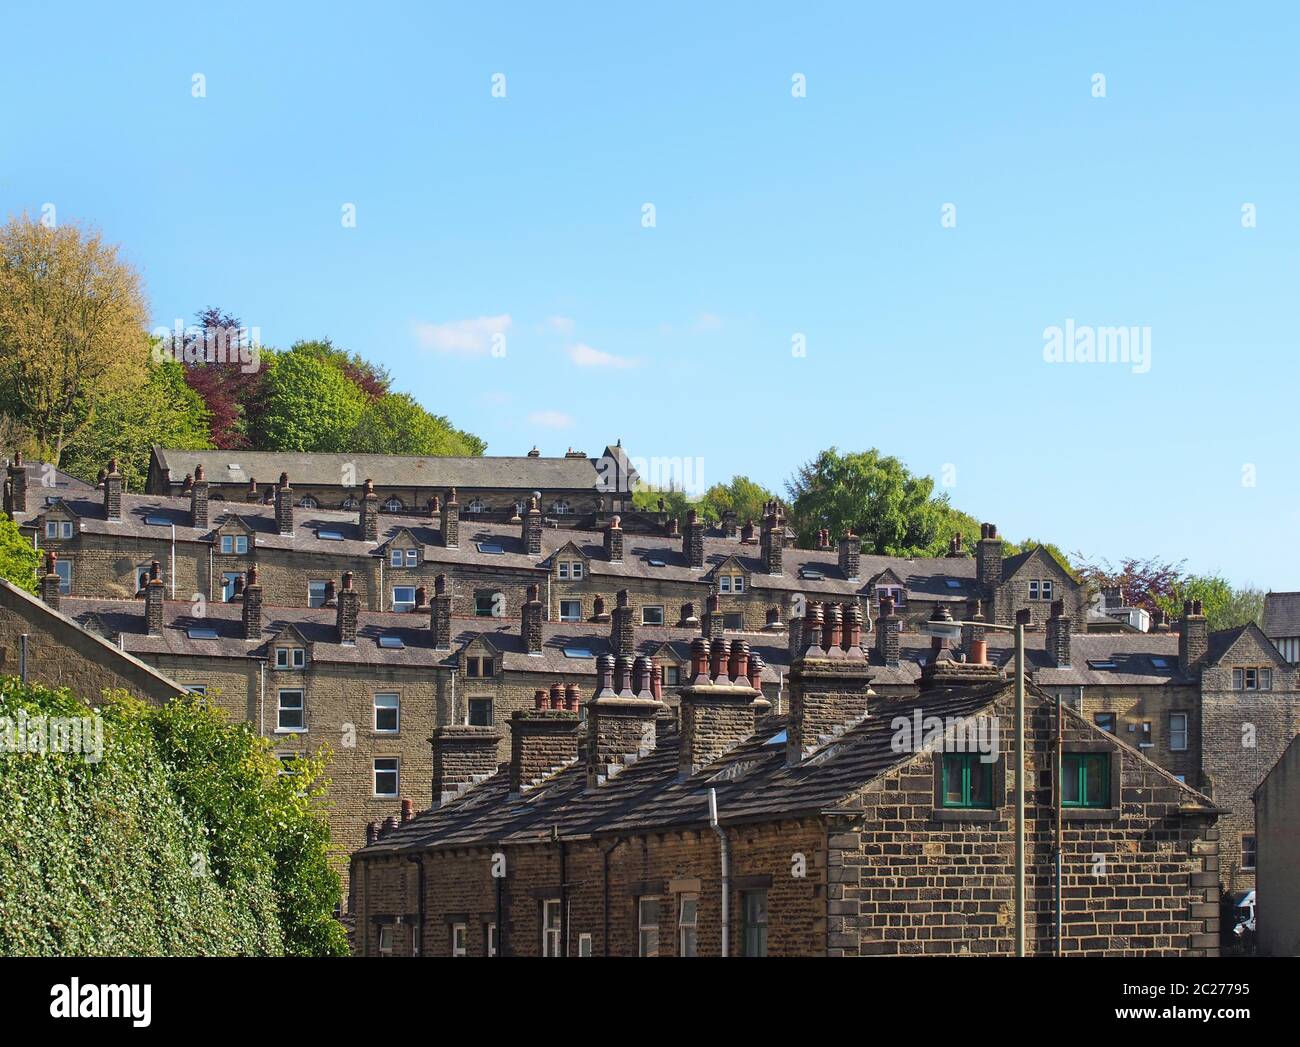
[1262,592,1300,639]
[4,458,96,500]
[153,448,606,491]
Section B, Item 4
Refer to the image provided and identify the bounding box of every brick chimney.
[430,725,501,806]
[1179,599,1208,673]
[760,501,784,575]
[430,574,452,649]
[245,477,259,503]
[787,605,875,765]
[585,654,665,788]
[242,564,263,640]
[875,595,900,666]
[610,589,635,658]
[1151,607,1171,633]
[39,550,61,609]
[603,514,624,562]
[190,464,210,529]
[360,479,379,541]
[683,509,705,569]
[946,533,968,558]
[522,495,542,555]
[274,472,294,536]
[440,488,459,548]
[721,509,737,539]
[961,600,987,664]
[702,591,724,639]
[976,522,1002,588]
[336,571,359,644]
[837,530,861,580]
[521,583,543,655]
[1045,598,1071,668]
[104,457,123,521]
[144,560,165,636]
[678,636,763,775]
[6,452,27,513]
[509,708,581,793]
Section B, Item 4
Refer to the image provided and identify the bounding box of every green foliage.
[257,345,368,452]
[1160,575,1266,633]
[0,513,38,593]
[351,392,485,457]
[0,680,348,956]
[697,475,773,526]
[61,355,213,490]
[631,484,695,520]
[1005,537,1079,579]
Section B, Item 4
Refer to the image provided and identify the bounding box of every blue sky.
[3,2,1297,587]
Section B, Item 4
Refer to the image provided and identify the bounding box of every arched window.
[340,496,359,511]
[382,497,404,513]
[467,499,486,514]
[550,500,571,515]
[298,495,319,509]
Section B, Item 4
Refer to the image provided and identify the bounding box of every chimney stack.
[603,514,624,562]
[275,472,294,536]
[721,509,737,539]
[678,635,763,776]
[515,495,539,555]
[702,592,724,639]
[760,501,784,575]
[430,725,501,806]
[786,614,874,765]
[336,571,359,644]
[510,707,581,793]
[360,479,379,541]
[441,488,459,548]
[684,509,705,569]
[189,464,210,529]
[245,477,259,503]
[961,600,988,664]
[585,654,665,788]
[104,458,123,521]
[242,564,263,639]
[610,589,635,658]
[5,452,27,514]
[39,550,61,609]
[144,560,165,636]
[875,595,900,666]
[1179,599,1208,673]
[521,583,543,655]
[431,574,452,649]
[976,523,1002,589]
[837,530,861,580]
[1045,598,1071,668]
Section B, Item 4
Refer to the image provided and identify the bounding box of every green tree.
[0,215,150,466]
[257,346,367,452]
[0,512,38,593]
[351,392,485,457]
[61,355,212,490]
[698,475,773,526]
[785,447,944,555]
[1160,574,1265,633]
[632,483,696,520]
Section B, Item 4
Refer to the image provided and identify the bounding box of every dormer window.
[390,547,419,568]
[550,500,571,515]
[718,574,745,594]
[382,497,404,513]
[275,646,306,670]
[297,495,319,509]
[341,496,359,511]
[557,561,584,580]
[466,499,485,514]
[465,655,494,678]
[1028,580,1054,601]
[876,585,906,608]
[220,534,249,555]
[44,520,74,540]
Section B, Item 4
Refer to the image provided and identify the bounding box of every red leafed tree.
[1074,555,1187,614]
[180,308,266,448]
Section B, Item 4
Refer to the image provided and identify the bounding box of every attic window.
[45,495,62,505]
[648,558,667,568]
[945,579,962,589]
[187,627,219,640]
[378,636,405,650]
[799,568,824,581]
[145,515,172,526]
[563,646,596,659]
[1150,656,1171,669]
[1087,659,1118,670]
[317,529,344,541]
[477,541,504,555]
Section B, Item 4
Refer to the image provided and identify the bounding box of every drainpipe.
[495,850,505,958]
[170,524,176,598]
[19,633,28,683]
[1055,691,1064,957]
[258,660,265,736]
[406,852,426,956]
[601,837,625,956]
[553,825,568,957]
[709,788,730,957]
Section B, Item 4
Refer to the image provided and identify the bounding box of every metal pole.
[1014,617,1025,957]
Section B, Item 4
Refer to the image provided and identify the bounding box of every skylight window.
[1150,656,1170,669]
[764,729,787,747]
[187,627,219,640]
[563,646,596,659]
[145,515,172,526]
[1087,659,1118,670]
[317,529,344,541]
[648,558,667,567]
[799,568,824,581]
[477,541,504,554]
[378,636,405,649]
[945,579,962,589]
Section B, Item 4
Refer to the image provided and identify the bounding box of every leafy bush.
[0,679,348,956]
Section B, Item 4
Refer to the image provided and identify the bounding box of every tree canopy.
[0,512,38,593]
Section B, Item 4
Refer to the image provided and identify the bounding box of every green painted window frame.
[940,752,994,809]
[1061,752,1110,807]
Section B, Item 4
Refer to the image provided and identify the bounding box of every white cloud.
[568,342,635,369]
[413,314,512,356]
[528,409,574,429]
[692,313,723,333]
[544,315,575,335]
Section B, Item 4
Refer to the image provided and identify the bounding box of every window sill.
[1062,807,1121,822]
[931,808,1002,823]
[274,727,307,735]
